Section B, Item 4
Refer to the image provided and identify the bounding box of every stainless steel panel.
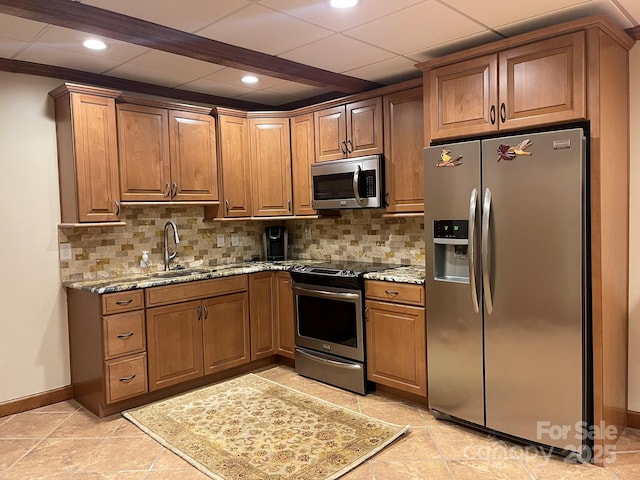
[424,141,484,425]
[481,129,585,452]
[295,347,366,395]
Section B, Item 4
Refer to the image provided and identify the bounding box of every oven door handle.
[293,285,360,300]
[296,348,363,370]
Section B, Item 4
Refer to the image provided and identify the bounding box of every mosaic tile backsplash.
[58,206,425,282]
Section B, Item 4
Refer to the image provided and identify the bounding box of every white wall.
[628,44,640,412]
[0,72,70,403]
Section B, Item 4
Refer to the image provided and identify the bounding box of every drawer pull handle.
[384,290,399,296]
[116,332,134,339]
[119,374,136,382]
[115,299,133,305]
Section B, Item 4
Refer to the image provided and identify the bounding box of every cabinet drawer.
[105,353,147,403]
[146,275,248,307]
[103,311,146,360]
[365,280,424,306]
[102,290,144,314]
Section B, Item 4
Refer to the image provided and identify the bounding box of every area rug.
[123,373,408,479]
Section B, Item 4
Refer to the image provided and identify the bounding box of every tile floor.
[0,365,639,479]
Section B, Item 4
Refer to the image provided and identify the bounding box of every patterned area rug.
[123,373,409,480]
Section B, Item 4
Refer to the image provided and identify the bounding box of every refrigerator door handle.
[482,187,493,314]
[468,188,480,313]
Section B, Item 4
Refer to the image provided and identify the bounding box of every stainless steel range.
[290,262,388,394]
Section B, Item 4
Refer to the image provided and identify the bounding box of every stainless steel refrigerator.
[424,128,591,459]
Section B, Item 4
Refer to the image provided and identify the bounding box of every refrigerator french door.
[424,128,590,458]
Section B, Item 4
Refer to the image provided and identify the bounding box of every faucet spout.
[163,220,180,271]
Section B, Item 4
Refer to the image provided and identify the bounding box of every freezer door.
[481,129,585,452]
[424,141,484,425]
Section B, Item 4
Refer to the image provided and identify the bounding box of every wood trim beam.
[626,25,640,41]
[0,0,381,94]
[0,385,73,417]
[0,58,268,110]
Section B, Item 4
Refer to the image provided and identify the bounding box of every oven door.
[293,283,364,362]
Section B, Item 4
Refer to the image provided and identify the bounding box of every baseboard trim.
[628,410,640,429]
[0,385,73,418]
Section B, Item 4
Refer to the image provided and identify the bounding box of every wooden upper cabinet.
[383,87,425,214]
[169,111,218,201]
[346,97,383,157]
[117,104,170,201]
[249,117,292,217]
[314,97,382,161]
[50,84,121,223]
[218,113,252,217]
[117,103,218,202]
[429,31,585,140]
[430,55,498,140]
[498,32,585,130]
[290,113,316,216]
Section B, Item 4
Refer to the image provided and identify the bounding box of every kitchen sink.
[146,269,208,278]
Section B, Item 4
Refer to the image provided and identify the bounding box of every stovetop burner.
[290,261,389,289]
[291,261,389,278]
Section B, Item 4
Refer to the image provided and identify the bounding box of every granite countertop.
[64,260,426,294]
[363,265,425,285]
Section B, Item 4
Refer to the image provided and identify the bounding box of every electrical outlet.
[305,226,312,240]
[217,234,225,247]
[231,234,239,247]
[59,243,72,261]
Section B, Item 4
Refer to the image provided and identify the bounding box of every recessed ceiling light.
[82,38,107,50]
[330,0,359,8]
[241,75,259,84]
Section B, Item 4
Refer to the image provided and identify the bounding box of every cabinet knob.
[197,305,202,321]
[346,139,353,153]
[225,199,230,214]
[203,305,209,320]
[116,332,134,339]
[165,182,171,197]
[340,141,348,154]
[490,105,496,125]
[500,103,506,123]
[288,200,292,212]
[119,374,136,382]
[171,182,178,198]
[115,299,133,305]
[114,201,120,216]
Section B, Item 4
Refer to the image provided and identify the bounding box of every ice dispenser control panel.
[433,220,470,284]
[433,220,468,240]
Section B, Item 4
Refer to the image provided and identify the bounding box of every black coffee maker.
[263,226,288,261]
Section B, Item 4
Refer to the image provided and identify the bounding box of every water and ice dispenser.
[433,220,469,283]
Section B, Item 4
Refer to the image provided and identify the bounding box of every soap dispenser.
[140,251,152,273]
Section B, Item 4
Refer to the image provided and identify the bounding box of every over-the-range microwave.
[311,154,383,209]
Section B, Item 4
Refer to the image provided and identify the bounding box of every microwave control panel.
[360,170,376,197]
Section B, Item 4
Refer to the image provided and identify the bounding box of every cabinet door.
[146,300,203,391]
[275,272,295,359]
[249,272,276,360]
[71,93,121,221]
[499,32,585,131]
[290,114,316,216]
[249,118,292,216]
[365,299,426,396]
[117,104,171,201]
[383,88,425,213]
[169,110,218,201]
[202,293,250,374]
[218,115,252,217]
[314,105,346,162]
[430,55,498,140]
[346,97,383,157]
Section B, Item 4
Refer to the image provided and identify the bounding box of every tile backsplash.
[58,206,425,282]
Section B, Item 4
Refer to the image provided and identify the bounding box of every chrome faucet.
[163,220,180,271]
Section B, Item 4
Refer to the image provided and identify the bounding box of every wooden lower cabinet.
[203,293,250,373]
[275,272,295,359]
[67,289,148,416]
[249,272,276,360]
[146,300,204,391]
[146,276,251,390]
[365,281,426,396]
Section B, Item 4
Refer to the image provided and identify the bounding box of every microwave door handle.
[353,166,364,206]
